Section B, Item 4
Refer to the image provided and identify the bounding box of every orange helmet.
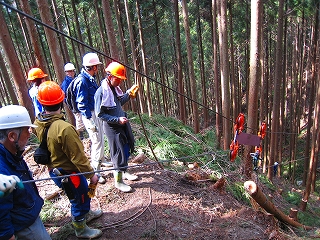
[105,62,127,80]
[37,81,65,106]
[27,68,48,81]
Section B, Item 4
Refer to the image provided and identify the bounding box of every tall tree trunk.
[51,0,69,65]
[102,0,119,60]
[0,53,19,105]
[212,0,221,148]
[302,6,319,202]
[269,0,285,180]
[244,0,262,178]
[70,0,84,56]
[36,0,64,83]
[94,0,109,63]
[196,0,208,128]
[0,7,34,119]
[181,0,199,133]
[217,0,231,148]
[124,0,142,113]
[173,0,186,124]
[136,0,152,116]
[18,0,48,72]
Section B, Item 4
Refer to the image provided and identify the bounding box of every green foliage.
[297,211,320,227]
[283,190,301,205]
[258,174,276,191]
[130,112,204,161]
[40,200,59,222]
[226,181,251,205]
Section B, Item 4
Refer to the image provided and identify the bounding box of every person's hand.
[90,174,99,185]
[0,174,24,197]
[87,118,98,132]
[118,117,128,125]
[127,84,139,98]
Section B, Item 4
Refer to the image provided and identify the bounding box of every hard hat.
[0,105,37,130]
[37,81,65,106]
[64,63,76,71]
[82,53,102,67]
[27,68,48,81]
[105,62,127,80]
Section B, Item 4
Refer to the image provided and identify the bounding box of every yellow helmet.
[105,62,126,80]
[27,68,48,81]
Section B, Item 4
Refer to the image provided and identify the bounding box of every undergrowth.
[38,111,320,238]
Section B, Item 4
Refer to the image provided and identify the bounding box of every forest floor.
[23,139,320,240]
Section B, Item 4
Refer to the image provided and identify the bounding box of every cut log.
[244,181,311,230]
[289,208,298,221]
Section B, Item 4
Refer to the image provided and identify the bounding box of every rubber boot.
[86,209,103,223]
[113,171,132,192]
[72,219,102,239]
[123,171,138,181]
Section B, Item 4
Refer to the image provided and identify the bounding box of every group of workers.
[0,52,140,239]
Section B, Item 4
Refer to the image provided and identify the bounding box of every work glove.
[87,118,98,132]
[0,174,24,197]
[127,84,139,98]
[88,174,99,198]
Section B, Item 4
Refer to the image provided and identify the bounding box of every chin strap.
[14,128,24,158]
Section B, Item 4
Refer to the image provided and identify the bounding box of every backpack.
[34,126,51,165]
[65,78,79,113]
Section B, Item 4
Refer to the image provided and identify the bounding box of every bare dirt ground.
[22,140,316,240]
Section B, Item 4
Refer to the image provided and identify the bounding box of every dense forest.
[0,0,319,210]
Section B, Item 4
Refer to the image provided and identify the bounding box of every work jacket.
[95,83,135,154]
[34,113,94,179]
[0,144,43,240]
[60,75,73,94]
[73,69,99,119]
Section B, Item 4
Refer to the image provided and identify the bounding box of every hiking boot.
[86,209,103,223]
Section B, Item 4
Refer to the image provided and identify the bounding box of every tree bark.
[0,7,34,119]
[173,0,186,124]
[212,0,221,149]
[269,0,284,180]
[181,0,199,133]
[244,0,262,178]
[36,0,64,84]
[102,0,119,60]
[217,0,231,148]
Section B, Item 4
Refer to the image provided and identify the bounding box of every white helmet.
[64,63,76,71]
[82,53,102,67]
[0,105,37,130]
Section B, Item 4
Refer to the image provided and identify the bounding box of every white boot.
[123,171,138,181]
[113,171,132,192]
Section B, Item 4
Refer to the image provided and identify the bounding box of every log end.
[244,181,257,194]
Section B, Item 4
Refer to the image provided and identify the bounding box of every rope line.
[0,2,301,136]
[22,152,215,184]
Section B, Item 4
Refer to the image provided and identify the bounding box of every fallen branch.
[244,181,312,230]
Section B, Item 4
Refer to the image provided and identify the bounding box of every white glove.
[0,174,24,197]
[87,118,98,132]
